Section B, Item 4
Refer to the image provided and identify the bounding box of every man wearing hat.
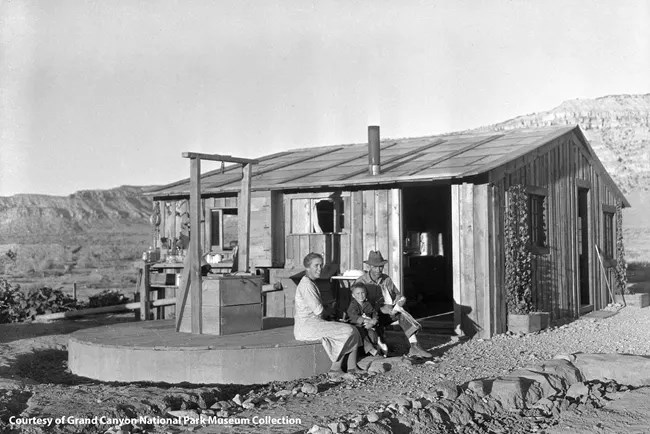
[355,250,432,358]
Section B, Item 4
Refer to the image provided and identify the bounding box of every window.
[290,196,344,234]
[210,208,238,250]
[603,211,615,258]
[528,194,547,248]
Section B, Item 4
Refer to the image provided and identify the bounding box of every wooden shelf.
[149,284,178,289]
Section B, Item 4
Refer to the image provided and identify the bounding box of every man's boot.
[407,342,432,358]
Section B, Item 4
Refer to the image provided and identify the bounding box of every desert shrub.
[87,289,130,308]
[0,278,23,323]
[0,281,80,323]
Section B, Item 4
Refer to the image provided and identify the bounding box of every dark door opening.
[578,188,590,308]
[401,185,453,328]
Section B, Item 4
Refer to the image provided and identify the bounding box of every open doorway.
[401,185,453,328]
[578,187,591,311]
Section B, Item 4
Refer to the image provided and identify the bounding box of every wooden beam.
[138,262,150,321]
[183,152,258,165]
[189,159,203,334]
[238,163,253,272]
[174,256,192,331]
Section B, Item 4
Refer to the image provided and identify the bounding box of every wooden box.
[179,275,263,335]
[149,272,176,286]
[507,312,550,334]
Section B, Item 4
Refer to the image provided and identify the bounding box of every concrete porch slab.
[68,317,331,385]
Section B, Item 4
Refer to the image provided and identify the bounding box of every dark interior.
[401,185,454,318]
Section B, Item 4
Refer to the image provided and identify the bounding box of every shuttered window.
[603,211,615,258]
[528,194,547,248]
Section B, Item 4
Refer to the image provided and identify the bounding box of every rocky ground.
[2,306,650,434]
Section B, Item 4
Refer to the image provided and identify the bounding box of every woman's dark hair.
[303,252,324,268]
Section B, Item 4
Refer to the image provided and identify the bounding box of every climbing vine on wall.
[505,184,534,314]
[615,201,629,295]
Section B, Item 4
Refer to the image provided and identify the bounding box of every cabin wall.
[489,131,623,328]
[153,191,282,268]
[283,189,402,285]
[451,183,498,339]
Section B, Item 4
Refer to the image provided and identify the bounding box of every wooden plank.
[490,182,505,334]
[168,200,177,241]
[451,185,462,334]
[284,198,293,266]
[362,190,376,255]
[388,189,402,295]
[340,195,351,272]
[293,235,303,266]
[473,184,490,338]
[189,159,203,334]
[249,192,273,267]
[158,201,166,249]
[204,198,213,250]
[292,198,311,234]
[375,190,390,266]
[310,234,326,262]
[138,263,150,321]
[350,191,364,269]
[271,191,285,267]
[237,163,253,272]
[175,248,192,331]
[459,184,478,334]
[225,196,238,208]
[182,152,258,164]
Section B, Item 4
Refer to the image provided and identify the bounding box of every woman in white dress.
[294,252,361,376]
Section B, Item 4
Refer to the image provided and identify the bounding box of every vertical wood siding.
[451,183,497,339]
[489,131,622,330]
[283,189,402,289]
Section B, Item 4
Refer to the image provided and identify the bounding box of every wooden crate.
[179,275,263,335]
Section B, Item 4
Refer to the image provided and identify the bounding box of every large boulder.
[572,353,650,387]
[489,376,544,410]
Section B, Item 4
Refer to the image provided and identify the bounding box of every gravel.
[3,305,650,433]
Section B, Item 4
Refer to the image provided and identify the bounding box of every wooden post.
[189,157,203,334]
[238,163,253,273]
[139,262,151,321]
[72,282,77,300]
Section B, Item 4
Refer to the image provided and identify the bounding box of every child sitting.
[346,283,388,357]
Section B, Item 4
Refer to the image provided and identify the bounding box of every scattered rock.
[565,382,589,400]
[367,412,381,423]
[301,382,318,394]
[328,421,346,432]
[435,380,460,400]
[274,389,292,398]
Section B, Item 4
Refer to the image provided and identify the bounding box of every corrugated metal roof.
[147,125,579,197]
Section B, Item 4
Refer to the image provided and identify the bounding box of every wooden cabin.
[146,125,629,338]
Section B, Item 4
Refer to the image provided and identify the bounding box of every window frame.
[210,207,238,251]
[525,185,550,255]
[288,193,346,235]
[602,204,616,260]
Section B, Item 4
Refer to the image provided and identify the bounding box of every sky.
[0,0,648,196]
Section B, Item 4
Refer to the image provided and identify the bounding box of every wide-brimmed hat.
[364,250,388,267]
